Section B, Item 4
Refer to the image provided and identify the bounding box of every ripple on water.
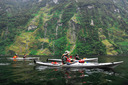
[0,63,10,66]
[35,66,49,71]
[28,63,35,65]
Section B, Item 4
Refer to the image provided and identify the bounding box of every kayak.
[34,60,123,69]
[8,57,40,61]
[47,58,98,62]
[62,61,123,69]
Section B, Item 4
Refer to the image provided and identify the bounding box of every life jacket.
[13,56,16,58]
[65,56,71,62]
[62,55,70,64]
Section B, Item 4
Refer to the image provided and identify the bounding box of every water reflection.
[34,65,119,85]
[9,61,36,84]
[61,68,119,85]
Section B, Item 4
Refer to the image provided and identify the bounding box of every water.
[0,56,128,85]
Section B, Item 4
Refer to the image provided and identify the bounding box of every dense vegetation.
[0,0,128,56]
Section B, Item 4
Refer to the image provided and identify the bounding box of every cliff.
[0,0,128,56]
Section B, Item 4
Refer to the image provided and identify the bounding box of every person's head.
[65,50,70,55]
[76,54,78,56]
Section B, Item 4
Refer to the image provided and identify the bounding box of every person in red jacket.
[61,51,73,65]
[13,54,18,58]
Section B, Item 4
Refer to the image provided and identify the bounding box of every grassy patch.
[102,39,118,55]
[102,39,112,47]
[29,50,37,55]
[117,41,128,46]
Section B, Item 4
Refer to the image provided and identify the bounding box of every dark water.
[0,56,128,85]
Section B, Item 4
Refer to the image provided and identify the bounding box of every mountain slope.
[0,0,128,56]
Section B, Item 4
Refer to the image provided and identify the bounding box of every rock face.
[53,0,58,4]
[90,19,94,26]
[38,0,42,2]
[0,0,128,55]
[28,25,37,31]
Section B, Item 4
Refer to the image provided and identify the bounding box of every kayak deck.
[47,58,98,62]
[35,61,61,67]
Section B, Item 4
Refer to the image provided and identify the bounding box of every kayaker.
[75,54,80,60]
[62,50,73,65]
[23,54,27,58]
[61,51,69,64]
[13,54,18,58]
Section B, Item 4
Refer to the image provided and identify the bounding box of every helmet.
[65,50,70,54]
[63,53,67,56]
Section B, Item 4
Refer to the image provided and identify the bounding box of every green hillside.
[0,0,128,56]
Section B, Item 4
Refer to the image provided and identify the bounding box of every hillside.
[0,0,128,56]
